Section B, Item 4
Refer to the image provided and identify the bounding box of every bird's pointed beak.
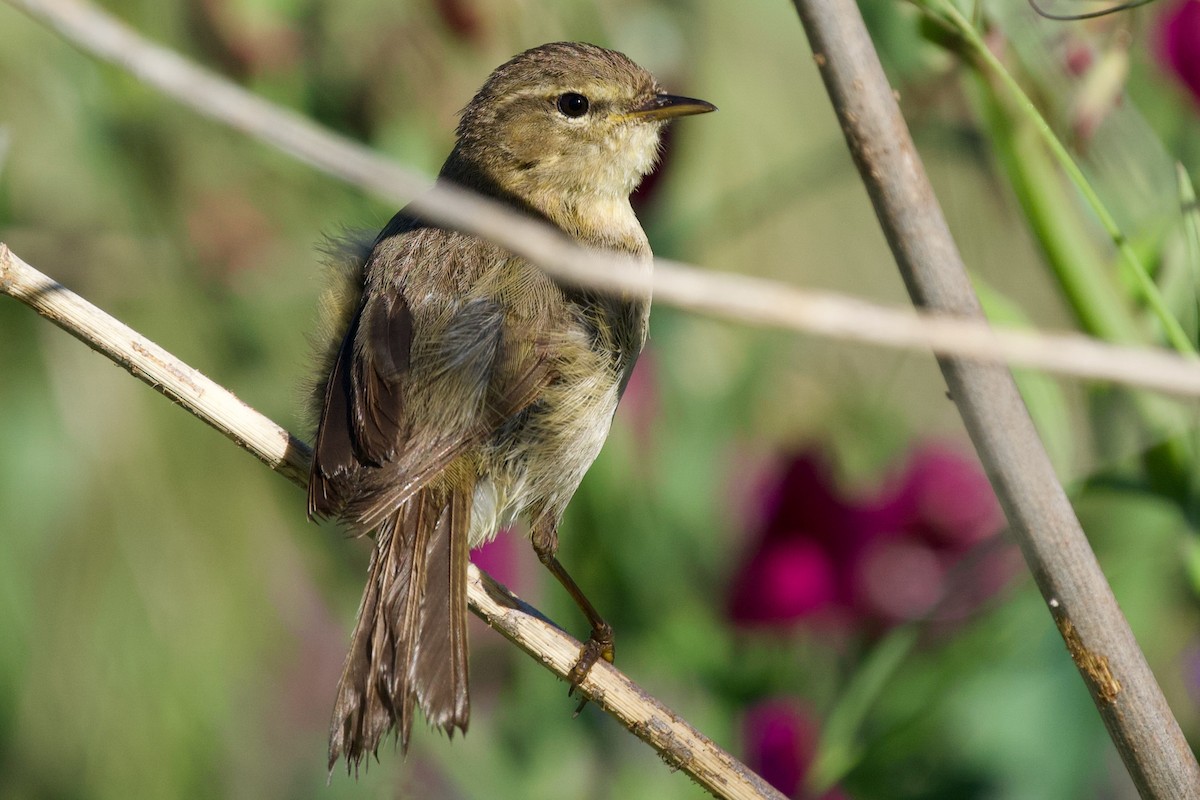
[625,93,717,122]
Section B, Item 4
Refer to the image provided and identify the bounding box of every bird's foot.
[567,622,614,715]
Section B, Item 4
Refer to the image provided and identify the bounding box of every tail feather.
[391,488,429,753]
[412,490,470,733]
[328,486,472,772]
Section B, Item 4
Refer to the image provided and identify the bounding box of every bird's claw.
[566,625,614,714]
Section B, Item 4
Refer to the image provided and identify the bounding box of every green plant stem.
[806,627,920,793]
[795,0,1200,790]
[956,6,1196,506]
[975,67,1196,506]
[1179,164,1200,322]
[973,78,1141,344]
[1176,165,1200,509]
[927,0,1196,356]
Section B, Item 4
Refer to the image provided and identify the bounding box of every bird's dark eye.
[556,92,590,118]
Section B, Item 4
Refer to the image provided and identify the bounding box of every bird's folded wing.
[308,278,552,531]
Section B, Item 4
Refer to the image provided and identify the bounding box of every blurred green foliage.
[1,0,1199,798]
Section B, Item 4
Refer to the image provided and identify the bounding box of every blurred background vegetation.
[2,0,1200,797]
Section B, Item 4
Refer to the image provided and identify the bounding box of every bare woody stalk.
[0,243,785,800]
[790,1,1200,797]
[11,0,1200,400]
[6,0,1200,792]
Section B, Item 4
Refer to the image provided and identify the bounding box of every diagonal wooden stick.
[9,0,1200,400]
[0,243,785,800]
[791,1,1200,796]
[6,0,1200,794]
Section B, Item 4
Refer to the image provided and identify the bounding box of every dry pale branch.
[8,0,1200,400]
[8,0,1200,793]
[792,0,1200,796]
[0,243,784,800]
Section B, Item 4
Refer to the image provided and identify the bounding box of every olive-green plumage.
[306,41,713,771]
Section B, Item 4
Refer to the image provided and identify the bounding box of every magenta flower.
[614,351,660,451]
[728,454,867,625]
[471,527,521,591]
[728,444,1010,630]
[1156,0,1200,106]
[432,0,483,41]
[852,445,1010,625]
[742,699,849,799]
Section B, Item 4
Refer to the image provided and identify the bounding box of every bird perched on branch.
[306,41,714,771]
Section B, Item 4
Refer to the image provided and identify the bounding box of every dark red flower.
[728,444,1010,630]
[471,528,521,590]
[613,351,660,451]
[729,454,867,625]
[891,446,1003,547]
[432,0,483,41]
[742,699,850,799]
[854,445,1010,624]
[1156,0,1200,106]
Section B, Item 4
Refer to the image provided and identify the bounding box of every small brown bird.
[307,41,713,770]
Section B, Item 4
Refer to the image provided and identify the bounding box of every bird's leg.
[531,521,614,711]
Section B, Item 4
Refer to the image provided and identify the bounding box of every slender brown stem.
[6,0,1200,792]
[790,1,1200,797]
[0,244,784,800]
[8,0,1200,398]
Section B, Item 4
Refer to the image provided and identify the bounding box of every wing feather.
[350,291,412,465]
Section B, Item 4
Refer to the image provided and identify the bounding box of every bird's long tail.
[328,485,471,772]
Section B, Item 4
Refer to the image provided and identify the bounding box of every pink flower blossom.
[1156,0,1200,106]
[729,454,868,625]
[432,0,483,41]
[471,528,521,590]
[728,444,1011,630]
[742,699,850,799]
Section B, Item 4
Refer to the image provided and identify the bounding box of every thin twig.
[646,265,1200,398]
[9,0,1200,399]
[791,1,1200,797]
[6,0,1200,791]
[0,243,784,800]
[1027,0,1158,22]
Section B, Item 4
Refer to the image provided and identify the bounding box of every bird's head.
[446,42,714,212]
